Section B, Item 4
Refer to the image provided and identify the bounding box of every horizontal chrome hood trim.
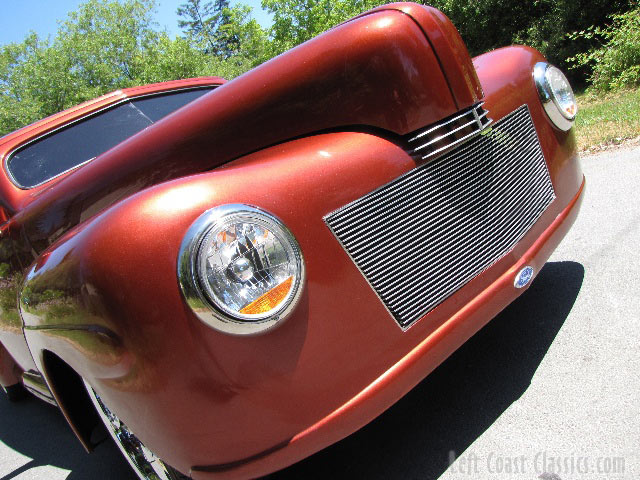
[406,102,492,160]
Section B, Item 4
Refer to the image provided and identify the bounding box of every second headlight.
[178,204,305,335]
[534,62,578,131]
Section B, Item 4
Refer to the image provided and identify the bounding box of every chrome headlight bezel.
[534,62,578,131]
[177,204,305,336]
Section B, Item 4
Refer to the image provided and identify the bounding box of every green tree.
[261,0,387,56]
[178,0,268,64]
[0,0,238,136]
[419,0,632,86]
[55,0,161,96]
[512,0,632,87]
[177,0,229,54]
[0,33,75,135]
[568,5,640,91]
[215,4,268,61]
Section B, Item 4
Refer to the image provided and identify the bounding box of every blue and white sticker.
[514,266,534,289]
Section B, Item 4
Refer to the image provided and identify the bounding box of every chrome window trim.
[177,204,305,336]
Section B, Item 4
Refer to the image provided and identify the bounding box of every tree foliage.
[177,0,267,62]
[0,0,259,136]
[177,0,230,55]
[2,0,638,137]
[568,6,640,91]
[511,0,633,87]
[216,5,269,63]
[56,0,161,94]
[421,0,633,87]
[261,0,387,56]
[0,34,66,134]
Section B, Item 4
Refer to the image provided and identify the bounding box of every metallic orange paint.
[362,3,484,108]
[8,9,460,255]
[0,78,225,389]
[0,3,583,479]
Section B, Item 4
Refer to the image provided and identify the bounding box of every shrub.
[568,6,640,91]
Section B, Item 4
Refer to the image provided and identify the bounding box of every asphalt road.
[1,146,638,479]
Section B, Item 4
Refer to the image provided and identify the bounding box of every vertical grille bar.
[324,105,555,329]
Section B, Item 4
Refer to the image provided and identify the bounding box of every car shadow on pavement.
[0,389,135,478]
[273,260,585,480]
[0,261,583,480]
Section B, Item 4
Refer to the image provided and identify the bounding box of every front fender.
[21,131,419,474]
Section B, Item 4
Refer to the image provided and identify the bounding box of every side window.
[7,87,213,188]
[131,89,213,122]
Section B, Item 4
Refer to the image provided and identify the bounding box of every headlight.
[534,62,577,131]
[178,204,305,335]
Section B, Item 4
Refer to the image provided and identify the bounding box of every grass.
[574,87,640,153]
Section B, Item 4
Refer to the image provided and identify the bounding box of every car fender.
[20,130,418,472]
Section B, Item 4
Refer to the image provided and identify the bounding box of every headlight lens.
[534,62,577,131]
[178,205,304,335]
[546,66,577,120]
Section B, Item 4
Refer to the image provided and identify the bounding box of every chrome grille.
[407,102,492,159]
[325,105,555,329]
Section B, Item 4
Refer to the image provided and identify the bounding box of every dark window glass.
[132,88,211,122]
[8,103,152,188]
[7,87,213,188]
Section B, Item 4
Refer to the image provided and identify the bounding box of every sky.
[0,0,273,46]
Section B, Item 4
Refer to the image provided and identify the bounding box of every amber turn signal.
[240,276,293,315]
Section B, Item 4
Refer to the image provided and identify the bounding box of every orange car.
[0,3,583,479]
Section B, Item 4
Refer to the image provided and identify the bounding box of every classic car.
[0,2,584,479]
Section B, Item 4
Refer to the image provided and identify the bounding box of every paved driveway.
[0,146,638,479]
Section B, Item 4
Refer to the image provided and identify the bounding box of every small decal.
[514,266,534,289]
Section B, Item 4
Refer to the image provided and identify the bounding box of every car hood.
[7,4,481,254]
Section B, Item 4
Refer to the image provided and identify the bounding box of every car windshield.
[7,87,213,188]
